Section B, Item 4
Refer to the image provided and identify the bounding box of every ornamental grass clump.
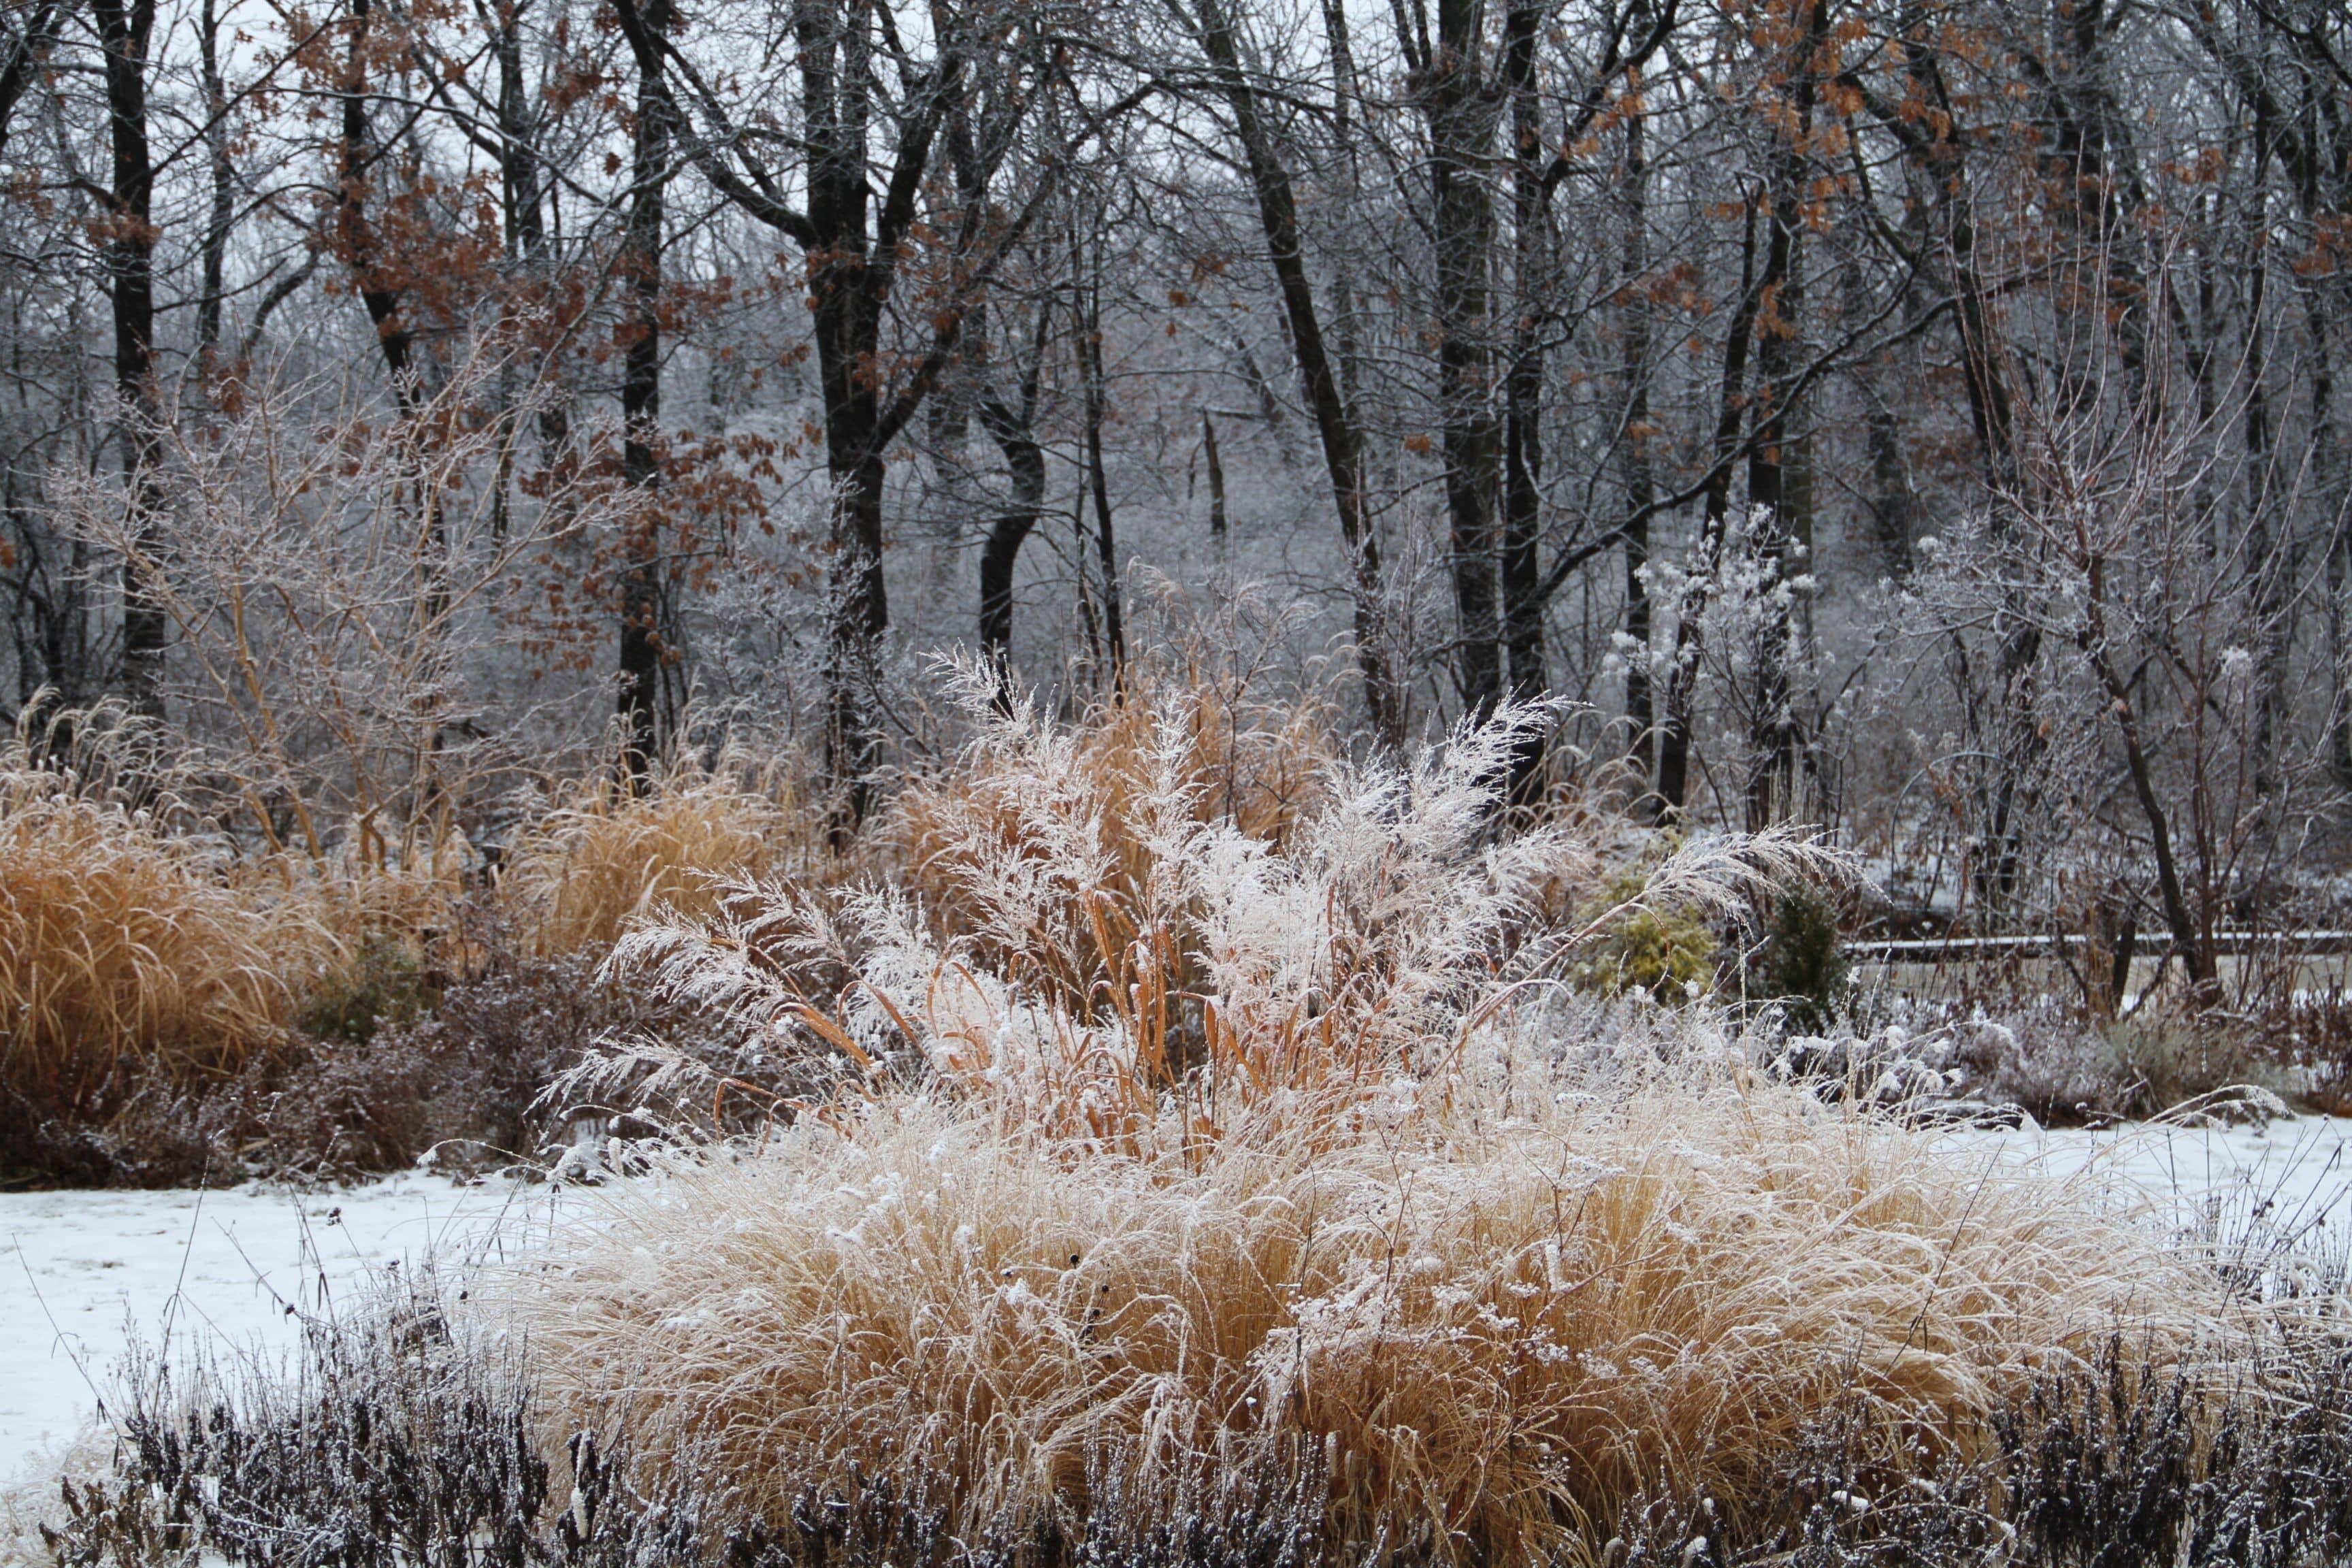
[503,747,825,958]
[0,710,486,1176]
[595,668,1819,1145]
[0,755,329,1112]
[520,681,2244,1563]
[518,1071,2248,1565]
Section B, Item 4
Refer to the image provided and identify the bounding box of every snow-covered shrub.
[1761,1024,2024,1126]
[2262,983,2352,1115]
[38,1260,751,1568]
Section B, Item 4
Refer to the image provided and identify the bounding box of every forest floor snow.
[4,1115,2351,1493]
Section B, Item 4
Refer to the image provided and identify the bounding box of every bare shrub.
[37,1260,1339,1568]
[59,353,633,865]
[39,1262,726,1568]
[2254,981,2352,1115]
[225,932,772,1183]
[1950,1008,2290,1127]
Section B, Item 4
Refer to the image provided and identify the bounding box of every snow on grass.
[3,1112,2348,1543]
[0,1175,560,1485]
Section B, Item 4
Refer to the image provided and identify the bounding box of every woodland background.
[3,0,2349,979]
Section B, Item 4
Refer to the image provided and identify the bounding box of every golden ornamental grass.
[0,710,821,1122]
[0,730,483,1113]
[0,781,308,1108]
[524,686,2261,1562]
[519,1072,2228,1563]
[881,664,1335,1008]
[504,751,824,957]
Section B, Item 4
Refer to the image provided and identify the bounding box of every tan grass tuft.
[519,1067,2235,1562]
[0,706,480,1117]
[882,661,1335,978]
[504,750,823,957]
[0,771,323,1108]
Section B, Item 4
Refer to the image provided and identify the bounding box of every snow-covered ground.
[5,1115,2350,1497]
[1,1175,564,1486]
[1942,1112,2352,1241]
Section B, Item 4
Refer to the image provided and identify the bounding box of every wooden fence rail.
[1848,931,2352,964]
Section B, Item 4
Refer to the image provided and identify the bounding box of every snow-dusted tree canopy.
[1,0,2346,951]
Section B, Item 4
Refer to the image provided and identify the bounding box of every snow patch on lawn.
[1942,1113,2352,1241]
[0,1175,561,1486]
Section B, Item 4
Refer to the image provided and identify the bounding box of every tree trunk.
[976,411,1046,698]
[617,0,670,783]
[0,3,59,157]
[194,0,233,374]
[975,293,1054,703]
[1188,0,1401,747]
[1201,410,1228,542]
[487,0,562,536]
[94,0,164,717]
[821,434,890,830]
[1318,0,1367,418]
[798,0,894,825]
[1619,78,1656,791]
[1499,0,1545,710]
[1079,237,1124,683]
[2311,298,2351,791]
[1861,395,1916,572]
[336,0,416,397]
[1428,0,1502,720]
[493,0,546,261]
[1740,0,1825,830]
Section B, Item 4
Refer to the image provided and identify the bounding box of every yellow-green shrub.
[1567,869,1718,1002]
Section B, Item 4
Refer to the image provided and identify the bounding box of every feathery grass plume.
[504,745,826,958]
[517,1051,2269,1564]
[606,678,1844,1147]
[883,654,1335,989]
